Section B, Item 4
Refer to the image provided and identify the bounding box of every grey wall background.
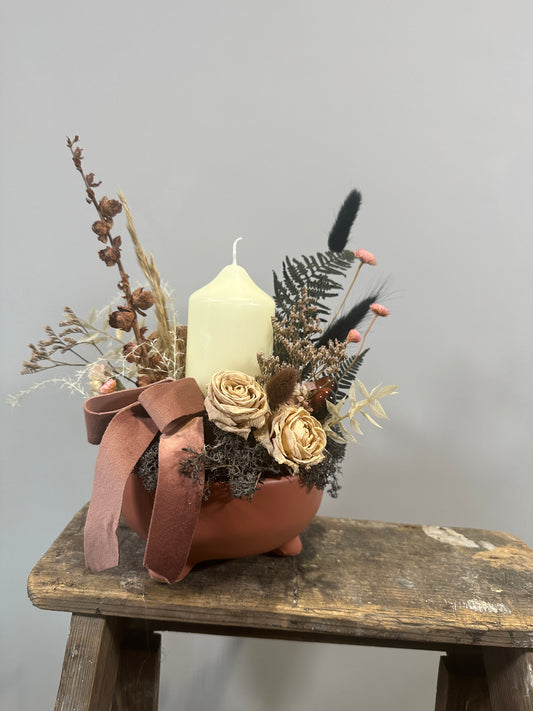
[1,1,532,709]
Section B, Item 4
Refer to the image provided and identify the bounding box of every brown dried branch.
[20,306,133,382]
[66,136,151,373]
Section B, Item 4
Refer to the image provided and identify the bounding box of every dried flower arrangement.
[14,136,397,504]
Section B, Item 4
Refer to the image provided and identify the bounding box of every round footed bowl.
[121,473,323,582]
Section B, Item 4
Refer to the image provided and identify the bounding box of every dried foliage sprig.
[67,136,152,373]
[21,306,124,375]
[7,371,93,404]
[117,190,175,355]
[273,250,356,322]
[335,348,369,398]
[323,380,398,444]
[258,288,347,383]
[66,136,184,386]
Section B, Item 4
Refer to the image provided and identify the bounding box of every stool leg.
[112,629,161,711]
[434,651,491,711]
[483,648,533,711]
[55,614,123,711]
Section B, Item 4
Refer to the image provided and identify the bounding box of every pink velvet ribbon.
[83,378,205,583]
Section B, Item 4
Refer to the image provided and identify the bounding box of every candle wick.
[232,237,243,265]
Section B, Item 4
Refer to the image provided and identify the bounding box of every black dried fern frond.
[273,250,356,321]
[328,189,362,252]
[336,348,369,398]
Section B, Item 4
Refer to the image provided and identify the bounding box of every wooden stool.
[28,504,533,710]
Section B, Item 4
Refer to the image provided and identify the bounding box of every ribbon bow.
[83,378,205,583]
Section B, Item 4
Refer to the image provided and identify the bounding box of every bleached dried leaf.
[368,400,388,418]
[357,379,370,400]
[325,428,348,444]
[76,332,106,345]
[348,380,357,405]
[375,384,399,398]
[369,384,382,399]
[348,415,363,435]
[337,420,357,442]
[361,410,383,428]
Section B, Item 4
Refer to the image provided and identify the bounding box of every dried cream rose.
[259,404,327,473]
[205,370,270,439]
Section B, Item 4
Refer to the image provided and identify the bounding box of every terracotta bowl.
[121,472,323,581]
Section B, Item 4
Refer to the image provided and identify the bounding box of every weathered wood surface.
[54,614,122,711]
[435,651,491,711]
[111,629,160,711]
[28,505,533,650]
[483,648,533,711]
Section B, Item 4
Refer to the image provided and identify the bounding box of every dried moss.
[134,417,347,500]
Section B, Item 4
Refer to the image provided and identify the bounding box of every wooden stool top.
[28,504,533,652]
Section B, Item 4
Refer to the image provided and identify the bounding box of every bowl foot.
[272,535,302,556]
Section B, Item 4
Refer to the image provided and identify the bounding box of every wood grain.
[28,504,533,651]
[483,648,533,711]
[54,614,122,711]
[435,652,491,711]
[111,629,160,711]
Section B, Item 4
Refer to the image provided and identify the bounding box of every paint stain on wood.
[446,598,512,614]
[422,526,479,548]
[465,598,512,615]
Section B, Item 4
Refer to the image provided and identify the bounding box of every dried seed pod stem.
[66,136,150,371]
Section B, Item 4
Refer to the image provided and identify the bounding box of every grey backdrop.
[1,1,532,709]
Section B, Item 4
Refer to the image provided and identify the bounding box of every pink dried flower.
[98,378,117,394]
[370,303,390,317]
[355,303,390,357]
[354,249,376,266]
[346,329,362,344]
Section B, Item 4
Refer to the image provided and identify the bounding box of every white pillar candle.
[185,239,275,393]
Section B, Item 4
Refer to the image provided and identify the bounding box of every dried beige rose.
[258,404,327,473]
[205,370,270,439]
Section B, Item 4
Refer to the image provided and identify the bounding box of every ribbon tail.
[143,416,205,583]
[84,404,158,572]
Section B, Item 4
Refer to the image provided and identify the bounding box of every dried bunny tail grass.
[117,190,174,356]
[265,366,299,409]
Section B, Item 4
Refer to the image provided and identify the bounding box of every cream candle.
[185,239,275,393]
